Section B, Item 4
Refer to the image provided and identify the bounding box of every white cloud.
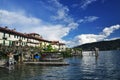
[0,9,72,42]
[78,16,99,23]
[50,0,78,26]
[29,25,71,41]
[102,24,120,36]
[52,7,68,20]
[75,34,105,45]
[0,0,79,43]
[0,10,41,27]
[68,24,120,47]
[72,0,104,9]
[104,37,120,41]
[50,0,69,21]
[81,0,98,9]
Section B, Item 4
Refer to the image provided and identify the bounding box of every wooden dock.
[24,61,69,66]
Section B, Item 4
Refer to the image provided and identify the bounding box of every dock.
[24,61,69,66]
[0,60,5,67]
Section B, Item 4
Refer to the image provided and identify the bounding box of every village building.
[50,41,59,50]
[59,43,66,51]
[0,26,66,51]
[0,27,27,46]
[50,41,66,51]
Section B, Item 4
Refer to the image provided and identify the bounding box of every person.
[7,52,14,65]
[34,53,40,61]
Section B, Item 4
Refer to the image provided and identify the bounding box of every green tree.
[46,44,53,52]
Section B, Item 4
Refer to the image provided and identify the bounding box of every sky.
[0,0,120,47]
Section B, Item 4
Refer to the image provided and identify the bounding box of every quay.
[0,60,5,67]
[24,61,69,66]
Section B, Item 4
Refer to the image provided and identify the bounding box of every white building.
[0,26,66,51]
[59,43,66,51]
[26,33,50,48]
[50,41,66,51]
[0,27,27,46]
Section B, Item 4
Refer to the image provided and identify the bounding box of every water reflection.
[0,51,120,80]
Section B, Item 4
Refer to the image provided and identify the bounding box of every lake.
[0,51,120,80]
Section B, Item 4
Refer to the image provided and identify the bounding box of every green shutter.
[3,40,5,45]
[9,41,12,46]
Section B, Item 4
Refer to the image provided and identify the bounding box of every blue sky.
[0,0,120,47]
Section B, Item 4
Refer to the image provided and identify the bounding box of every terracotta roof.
[0,27,27,37]
[50,41,59,45]
[59,43,65,45]
[27,33,40,36]
[50,41,59,43]
[27,35,50,42]
[0,27,50,42]
[50,41,65,45]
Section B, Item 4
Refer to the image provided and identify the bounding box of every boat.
[41,52,63,62]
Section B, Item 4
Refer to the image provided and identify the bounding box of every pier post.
[80,50,83,57]
[95,47,99,57]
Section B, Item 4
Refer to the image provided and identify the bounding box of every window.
[14,35,16,38]
[3,32,5,37]
[3,32,7,40]
[3,40,5,45]
[9,34,11,37]
[17,36,19,38]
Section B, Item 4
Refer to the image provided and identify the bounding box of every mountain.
[74,39,120,51]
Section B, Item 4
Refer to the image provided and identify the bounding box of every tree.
[46,44,53,52]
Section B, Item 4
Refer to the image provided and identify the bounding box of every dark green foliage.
[46,44,53,52]
[74,39,120,51]
[73,48,82,51]
[61,48,72,57]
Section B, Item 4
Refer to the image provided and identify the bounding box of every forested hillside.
[74,39,120,51]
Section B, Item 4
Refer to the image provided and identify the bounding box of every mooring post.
[95,47,99,57]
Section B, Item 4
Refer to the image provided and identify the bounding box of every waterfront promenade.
[24,61,69,66]
[0,60,6,66]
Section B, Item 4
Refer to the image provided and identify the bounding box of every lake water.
[0,51,120,80]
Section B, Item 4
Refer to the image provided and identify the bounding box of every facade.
[50,41,66,51]
[59,43,66,51]
[50,41,59,50]
[0,27,27,46]
[0,27,66,51]
[27,33,51,48]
